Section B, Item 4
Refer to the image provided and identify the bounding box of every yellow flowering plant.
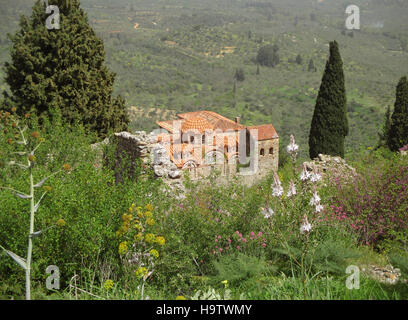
[116,203,165,299]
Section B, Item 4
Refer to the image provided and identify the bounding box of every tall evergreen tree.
[234,68,245,82]
[376,105,392,149]
[387,76,408,151]
[295,54,303,65]
[3,0,129,137]
[309,41,348,159]
[308,58,316,72]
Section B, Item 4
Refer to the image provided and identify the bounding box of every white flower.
[310,173,322,182]
[286,180,297,198]
[272,185,284,197]
[315,204,324,213]
[310,164,322,182]
[286,134,299,162]
[300,216,312,234]
[271,172,283,197]
[300,163,311,181]
[309,191,321,206]
[261,207,274,219]
[286,134,299,154]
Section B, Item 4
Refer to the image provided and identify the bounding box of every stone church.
[114,110,279,187]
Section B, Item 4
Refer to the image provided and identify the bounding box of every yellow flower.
[176,296,186,300]
[134,232,143,241]
[146,218,155,226]
[118,241,129,255]
[43,185,52,192]
[144,233,155,243]
[121,224,129,233]
[62,163,71,171]
[122,213,132,222]
[56,218,66,227]
[145,204,154,211]
[144,211,153,219]
[155,236,165,246]
[103,279,114,291]
[135,267,148,279]
[221,280,228,286]
[136,207,143,218]
[149,249,159,258]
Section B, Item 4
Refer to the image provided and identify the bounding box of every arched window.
[269,147,273,155]
[260,148,265,156]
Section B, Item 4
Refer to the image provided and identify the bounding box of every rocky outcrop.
[303,154,357,181]
[362,265,405,285]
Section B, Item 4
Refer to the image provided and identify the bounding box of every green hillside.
[1,0,408,159]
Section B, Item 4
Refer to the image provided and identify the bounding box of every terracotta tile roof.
[247,124,279,141]
[157,111,247,133]
[178,110,245,131]
[181,117,214,132]
[156,120,182,133]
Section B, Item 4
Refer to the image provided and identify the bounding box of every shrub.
[212,252,273,286]
[330,155,408,246]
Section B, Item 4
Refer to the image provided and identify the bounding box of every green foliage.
[377,105,392,149]
[212,252,273,286]
[0,116,164,297]
[295,54,303,65]
[308,58,316,72]
[3,0,128,138]
[387,76,408,151]
[256,44,280,67]
[234,68,245,82]
[309,41,348,159]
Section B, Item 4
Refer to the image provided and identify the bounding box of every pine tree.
[3,0,129,138]
[308,41,348,159]
[387,76,408,151]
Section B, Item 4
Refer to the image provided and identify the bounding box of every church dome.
[181,117,214,133]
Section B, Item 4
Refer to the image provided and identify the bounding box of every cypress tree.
[308,58,316,72]
[387,76,408,151]
[376,105,392,149]
[308,41,348,159]
[3,0,129,137]
[295,54,302,65]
